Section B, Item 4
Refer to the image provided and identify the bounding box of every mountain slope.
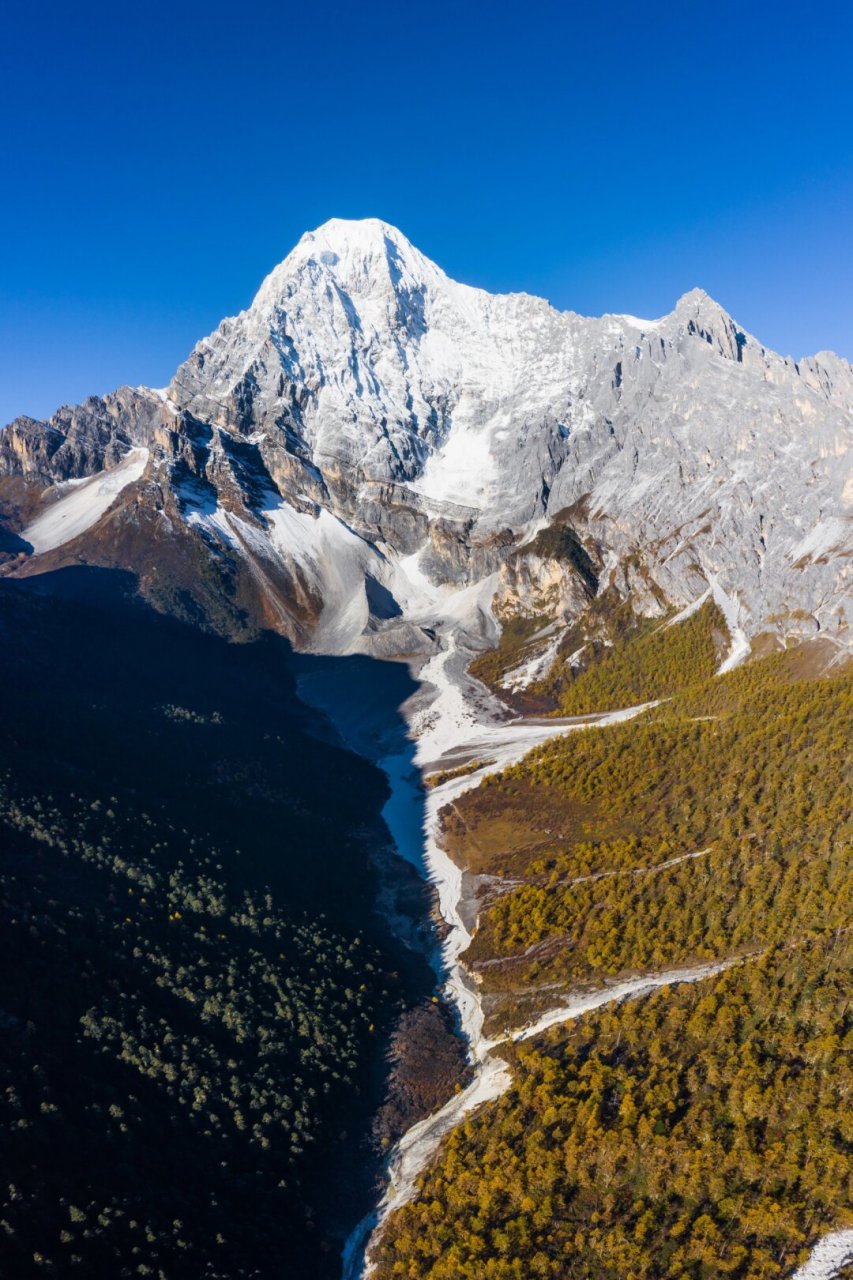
[2,224,852,1280]
[1,217,851,659]
[0,569,441,1279]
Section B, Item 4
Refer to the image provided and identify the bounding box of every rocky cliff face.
[1,218,851,657]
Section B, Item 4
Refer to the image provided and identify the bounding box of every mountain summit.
[1,219,851,656]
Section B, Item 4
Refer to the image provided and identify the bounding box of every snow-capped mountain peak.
[2,219,851,658]
[254,217,450,312]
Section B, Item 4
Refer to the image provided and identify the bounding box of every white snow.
[790,517,853,565]
[790,1232,853,1280]
[411,416,499,509]
[184,501,239,550]
[158,215,853,649]
[707,572,752,673]
[611,312,664,331]
[392,548,439,609]
[23,448,149,554]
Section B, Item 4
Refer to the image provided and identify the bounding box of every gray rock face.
[1,388,161,484]
[1,217,851,654]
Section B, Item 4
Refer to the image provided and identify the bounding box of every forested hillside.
[375,643,853,1277]
[375,934,853,1279]
[465,654,851,1026]
[543,597,726,714]
[470,595,726,714]
[0,570,430,1279]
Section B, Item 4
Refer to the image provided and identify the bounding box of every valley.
[1,216,851,1279]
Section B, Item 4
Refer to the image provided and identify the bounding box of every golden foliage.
[377,653,853,1277]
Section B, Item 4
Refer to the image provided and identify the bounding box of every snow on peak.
[162,219,853,645]
[290,216,416,278]
[296,215,414,255]
[607,312,664,332]
[676,286,712,306]
[169,217,585,511]
[253,216,447,311]
[672,287,735,326]
[6,214,853,656]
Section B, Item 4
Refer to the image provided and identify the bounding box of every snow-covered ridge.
[164,218,853,646]
[4,216,852,654]
[2,219,850,1279]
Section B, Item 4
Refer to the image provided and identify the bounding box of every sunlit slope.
[374,933,853,1280]
[375,648,852,1278]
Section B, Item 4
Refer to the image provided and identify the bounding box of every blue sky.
[2,0,851,425]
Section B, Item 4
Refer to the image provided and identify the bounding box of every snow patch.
[611,313,664,331]
[23,448,149,554]
[790,1231,853,1280]
[791,517,853,564]
[412,419,499,508]
[707,572,751,673]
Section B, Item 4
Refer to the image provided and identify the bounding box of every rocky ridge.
[1,217,851,658]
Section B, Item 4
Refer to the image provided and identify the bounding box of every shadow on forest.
[290,643,427,878]
[0,564,434,1280]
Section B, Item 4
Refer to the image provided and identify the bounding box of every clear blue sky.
[2,0,852,425]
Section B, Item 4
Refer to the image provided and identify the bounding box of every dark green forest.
[0,570,428,1279]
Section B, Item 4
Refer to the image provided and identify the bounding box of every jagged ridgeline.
[0,572,430,1280]
[1,218,851,658]
[373,651,853,1278]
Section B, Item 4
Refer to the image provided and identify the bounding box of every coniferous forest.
[2,564,850,1280]
[0,569,434,1280]
[4,16,853,1270]
[374,624,853,1278]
